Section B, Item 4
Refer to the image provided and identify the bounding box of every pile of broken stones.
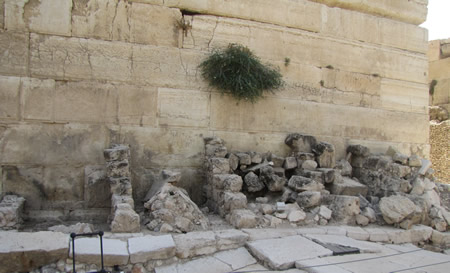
[202,133,450,232]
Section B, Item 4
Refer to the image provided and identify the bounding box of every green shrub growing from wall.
[199,44,283,102]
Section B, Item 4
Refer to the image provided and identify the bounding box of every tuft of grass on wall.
[199,44,283,103]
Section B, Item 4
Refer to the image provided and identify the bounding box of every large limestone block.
[155,255,231,273]
[0,0,4,29]
[53,80,118,123]
[379,195,416,224]
[0,75,20,120]
[322,7,427,53]
[380,79,428,114]
[309,0,427,25]
[110,204,140,233]
[186,15,428,84]
[430,78,450,106]
[158,88,210,128]
[213,247,257,271]
[5,0,72,36]
[214,229,249,250]
[321,68,381,95]
[429,58,450,81]
[325,195,360,224]
[69,237,129,266]
[22,77,55,121]
[118,85,158,126]
[330,177,368,196]
[210,94,429,144]
[72,0,181,46]
[0,30,29,76]
[30,33,133,82]
[118,126,207,168]
[246,235,333,270]
[173,231,217,259]
[165,0,322,32]
[0,231,68,273]
[128,235,175,263]
[0,123,109,165]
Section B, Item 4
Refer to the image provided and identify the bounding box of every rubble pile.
[0,195,25,230]
[203,134,450,232]
[104,144,140,233]
[143,170,210,233]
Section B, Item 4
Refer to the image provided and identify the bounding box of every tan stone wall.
[428,39,450,109]
[0,0,429,215]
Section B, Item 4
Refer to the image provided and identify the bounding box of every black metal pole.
[99,231,106,273]
[70,233,76,273]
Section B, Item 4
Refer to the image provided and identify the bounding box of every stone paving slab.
[213,247,257,271]
[173,231,217,259]
[155,256,232,273]
[214,229,249,250]
[305,234,384,253]
[246,235,333,270]
[69,237,129,266]
[0,231,69,273]
[128,234,175,263]
[296,258,353,273]
[243,228,298,241]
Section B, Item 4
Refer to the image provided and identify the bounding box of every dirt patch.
[430,121,450,183]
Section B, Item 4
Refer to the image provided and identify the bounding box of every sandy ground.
[430,120,450,184]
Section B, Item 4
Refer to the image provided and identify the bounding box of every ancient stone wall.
[0,0,430,221]
[428,38,450,111]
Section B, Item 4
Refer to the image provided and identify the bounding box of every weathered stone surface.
[296,191,321,208]
[301,160,318,170]
[223,192,247,212]
[379,195,416,224]
[213,174,243,192]
[84,165,109,208]
[408,155,422,167]
[390,163,411,179]
[347,145,370,157]
[213,247,257,271]
[298,169,324,184]
[330,177,368,197]
[0,195,25,230]
[229,209,257,229]
[0,31,29,76]
[269,153,285,168]
[215,229,249,250]
[285,134,317,153]
[283,156,298,170]
[313,142,336,168]
[173,231,217,259]
[144,184,209,232]
[393,152,409,165]
[0,76,20,120]
[306,234,383,253]
[5,0,72,35]
[346,226,370,241]
[317,168,336,184]
[288,176,324,192]
[205,144,227,158]
[48,223,94,234]
[335,159,352,176]
[111,204,141,233]
[288,210,307,223]
[244,172,265,192]
[128,235,175,263]
[246,235,332,270]
[318,205,332,220]
[431,230,450,247]
[208,157,230,174]
[155,255,231,273]
[70,237,129,266]
[0,231,68,273]
[260,166,286,192]
[325,195,360,224]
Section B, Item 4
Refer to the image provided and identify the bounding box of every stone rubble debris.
[104,144,140,233]
[203,134,450,232]
[0,195,25,230]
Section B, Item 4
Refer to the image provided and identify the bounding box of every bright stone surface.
[242,228,298,241]
[173,231,217,259]
[214,229,249,250]
[128,235,175,263]
[246,235,333,270]
[213,247,257,270]
[155,256,231,273]
[69,237,129,266]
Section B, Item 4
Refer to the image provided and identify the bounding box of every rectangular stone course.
[128,235,176,263]
[0,75,20,120]
[214,229,249,251]
[0,30,29,76]
[69,237,129,266]
[173,231,217,259]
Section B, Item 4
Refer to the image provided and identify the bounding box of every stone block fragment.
[48,223,94,234]
[335,159,352,176]
[408,155,422,167]
[379,195,415,224]
[285,134,317,153]
[296,191,321,208]
[84,166,109,208]
[330,177,368,197]
[223,192,247,212]
[174,231,217,259]
[249,152,263,164]
[236,153,251,165]
[213,174,243,192]
[228,153,239,170]
[288,210,307,222]
[208,157,230,174]
[244,172,265,192]
[297,169,324,184]
[393,152,409,165]
[317,168,336,184]
[229,209,257,229]
[110,203,140,233]
[205,143,227,158]
[325,195,360,224]
[313,142,336,168]
[215,229,249,251]
[128,235,176,263]
[283,156,298,170]
[347,144,371,157]
[288,176,324,192]
[259,166,285,192]
[301,160,318,170]
[269,154,285,168]
[0,195,25,230]
[318,205,332,220]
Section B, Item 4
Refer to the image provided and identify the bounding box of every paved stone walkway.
[1,225,450,273]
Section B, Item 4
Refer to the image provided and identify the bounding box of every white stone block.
[128,235,176,263]
[173,231,217,259]
[69,237,129,266]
